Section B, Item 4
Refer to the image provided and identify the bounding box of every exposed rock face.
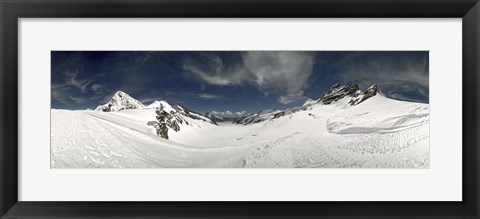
[319,83,361,105]
[153,106,181,139]
[359,84,381,103]
[318,83,382,106]
[146,100,214,124]
[95,91,144,112]
[147,100,216,139]
[272,111,285,119]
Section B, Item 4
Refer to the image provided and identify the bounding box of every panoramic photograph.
[51,51,429,168]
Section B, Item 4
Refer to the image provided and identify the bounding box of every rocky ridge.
[234,83,383,125]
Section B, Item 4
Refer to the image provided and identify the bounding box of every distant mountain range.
[95,83,384,127]
[204,111,247,123]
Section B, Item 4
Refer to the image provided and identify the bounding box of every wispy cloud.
[68,96,90,104]
[334,52,429,101]
[51,84,74,106]
[197,93,227,100]
[388,93,422,102]
[52,65,109,107]
[140,92,228,104]
[91,83,103,92]
[64,69,91,93]
[182,51,315,104]
[182,52,248,86]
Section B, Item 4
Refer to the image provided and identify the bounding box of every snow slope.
[51,94,429,168]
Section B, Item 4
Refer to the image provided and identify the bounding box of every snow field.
[51,95,429,168]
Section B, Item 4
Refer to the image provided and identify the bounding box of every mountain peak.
[319,83,382,106]
[366,84,381,94]
[330,83,341,89]
[95,91,144,112]
[112,90,130,98]
[319,83,360,105]
[354,84,383,104]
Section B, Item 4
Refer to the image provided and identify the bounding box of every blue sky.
[51,51,429,113]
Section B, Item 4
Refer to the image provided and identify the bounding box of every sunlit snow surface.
[51,96,429,168]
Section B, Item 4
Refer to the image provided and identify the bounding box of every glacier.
[51,84,429,168]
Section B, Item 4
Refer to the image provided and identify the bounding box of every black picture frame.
[1,0,479,218]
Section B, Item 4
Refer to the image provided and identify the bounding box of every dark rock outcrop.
[272,111,285,119]
[359,84,381,104]
[146,100,216,139]
[153,105,182,139]
[319,84,361,105]
[318,83,382,106]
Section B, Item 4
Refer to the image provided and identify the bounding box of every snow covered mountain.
[318,83,382,106]
[52,83,430,168]
[96,92,216,139]
[205,111,247,123]
[145,100,213,123]
[144,100,216,139]
[95,91,145,112]
[96,92,214,122]
[234,83,383,125]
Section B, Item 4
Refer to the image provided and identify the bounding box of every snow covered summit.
[95,91,145,112]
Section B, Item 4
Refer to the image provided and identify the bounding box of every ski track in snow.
[51,96,430,168]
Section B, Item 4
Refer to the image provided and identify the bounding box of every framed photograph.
[1,0,479,218]
[49,50,430,169]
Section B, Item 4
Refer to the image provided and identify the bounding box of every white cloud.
[51,84,74,106]
[182,51,315,104]
[64,70,91,93]
[181,53,249,86]
[338,53,429,100]
[277,94,304,104]
[242,52,315,104]
[140,92,227,104]
[91,83,103,92]
[197,93,226,100]
[68,96,89,104]
[52,69,107,106]
[388,93,423,102]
